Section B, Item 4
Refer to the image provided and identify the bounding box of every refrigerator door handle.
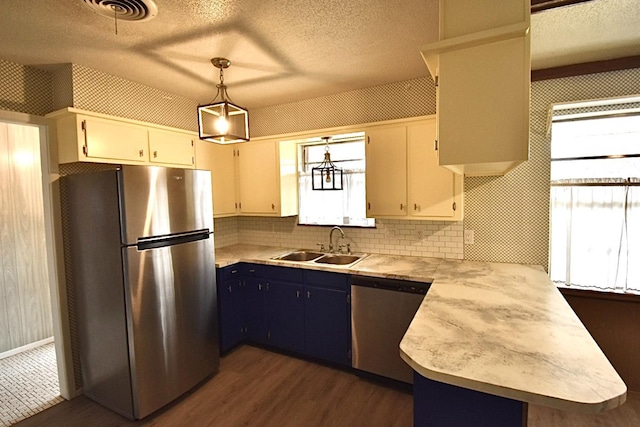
[136,229,211,251]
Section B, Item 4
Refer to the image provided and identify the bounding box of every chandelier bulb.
[215,116,229,134]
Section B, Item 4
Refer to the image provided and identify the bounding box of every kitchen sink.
[314,254,363,265]
[274,251,324,262]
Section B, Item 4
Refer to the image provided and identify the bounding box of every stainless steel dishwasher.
[351,276,430,384]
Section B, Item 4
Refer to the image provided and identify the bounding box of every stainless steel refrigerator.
[64,165,218,419]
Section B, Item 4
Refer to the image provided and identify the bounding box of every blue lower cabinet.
[244,275,268,344]
[413,373,527,427]
[216,266,244,353]
[304,285,350,365]
[265,280,305,353]
[218,263,351,365]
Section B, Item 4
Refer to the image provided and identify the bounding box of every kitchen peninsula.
[216,244,627,426]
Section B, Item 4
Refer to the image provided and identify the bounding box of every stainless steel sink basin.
[274,251,324,262]
[314,254,363,265]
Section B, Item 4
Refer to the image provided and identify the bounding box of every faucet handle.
[316,242,326,252]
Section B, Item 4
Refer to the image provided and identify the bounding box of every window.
[298,132,374,227]
[549,97,640,294]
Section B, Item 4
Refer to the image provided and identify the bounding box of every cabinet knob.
[139,149,144,157]
[400,203,404,211]
[414,203,418,211]
[228,285,232,293]
[367,202,371,210]
[153,150,158,158]
[272,203,275,210]
[296,290,301,298]
[307,291,311,299]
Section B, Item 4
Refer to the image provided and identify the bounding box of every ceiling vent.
[82,0,158,21]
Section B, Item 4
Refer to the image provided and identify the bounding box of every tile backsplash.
[214,216,463,259]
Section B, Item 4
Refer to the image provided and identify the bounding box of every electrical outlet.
[464,229,475,245]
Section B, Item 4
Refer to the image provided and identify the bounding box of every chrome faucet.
[329,226,345,253]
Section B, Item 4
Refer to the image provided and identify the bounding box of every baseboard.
[0,336,54,360]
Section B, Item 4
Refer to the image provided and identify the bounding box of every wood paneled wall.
[561,289,640,392]
[0,122,53,353]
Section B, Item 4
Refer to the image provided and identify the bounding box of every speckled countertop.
[215,244,627,413]
[215,244,441,282]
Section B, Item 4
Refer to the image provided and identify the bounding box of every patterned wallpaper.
[247,68,640,269]
[69,64,199,131]
[464,68,640,269]
[250,77,437,137]
[0,59,53,115]
[1,60,199,132]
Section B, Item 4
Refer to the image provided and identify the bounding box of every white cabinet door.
[195,141,237,217]
[148,129,194,167]
[365,126,407,217]
[237,140,279,215]
[408,120,456,218]
[82,116,148,163]
[437,36,529,175]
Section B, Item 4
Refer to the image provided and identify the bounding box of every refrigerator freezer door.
[124,234,218,419]
[118,166,213,244]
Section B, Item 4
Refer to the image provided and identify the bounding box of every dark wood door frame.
[532,55,640,81]
[531,0,596,13]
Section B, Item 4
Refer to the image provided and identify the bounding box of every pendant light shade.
[198,58,249,144]
[312,137,343,191]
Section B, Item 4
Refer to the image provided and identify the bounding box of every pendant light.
[312,137,343,191]
[198,57,249,144]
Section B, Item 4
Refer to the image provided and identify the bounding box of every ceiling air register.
[198,58,249,144]
[312,137,343,191]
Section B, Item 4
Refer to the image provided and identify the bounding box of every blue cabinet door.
[304,285,350,365]
[217,267,244,353]
[244,275,268,344]
[265,280,305,353]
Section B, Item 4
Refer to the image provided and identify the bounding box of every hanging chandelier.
[197,57,249,144]
[312,137,343,191]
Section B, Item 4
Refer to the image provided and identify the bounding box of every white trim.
[0,337,54,360]
[0,110,76,400]
[552,95,640,111]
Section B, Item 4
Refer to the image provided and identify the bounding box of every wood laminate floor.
[14,345,640,427]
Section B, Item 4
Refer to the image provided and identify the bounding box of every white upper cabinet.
[148,129,194,167]
[195,140,237,218]
[407,120,460,218]
[365,126,407,217]
[365,117,463,221]
[47,108,196,169]
[421,0,530,176]
[55,113,148,164]
[237,139,298,217]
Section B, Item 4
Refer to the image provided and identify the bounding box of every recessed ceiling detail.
[82,0,158,21]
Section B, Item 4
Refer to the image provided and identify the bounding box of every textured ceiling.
[0,0,638,109]
[530,0,640,69]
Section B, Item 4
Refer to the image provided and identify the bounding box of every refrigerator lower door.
[123,234,218,419]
